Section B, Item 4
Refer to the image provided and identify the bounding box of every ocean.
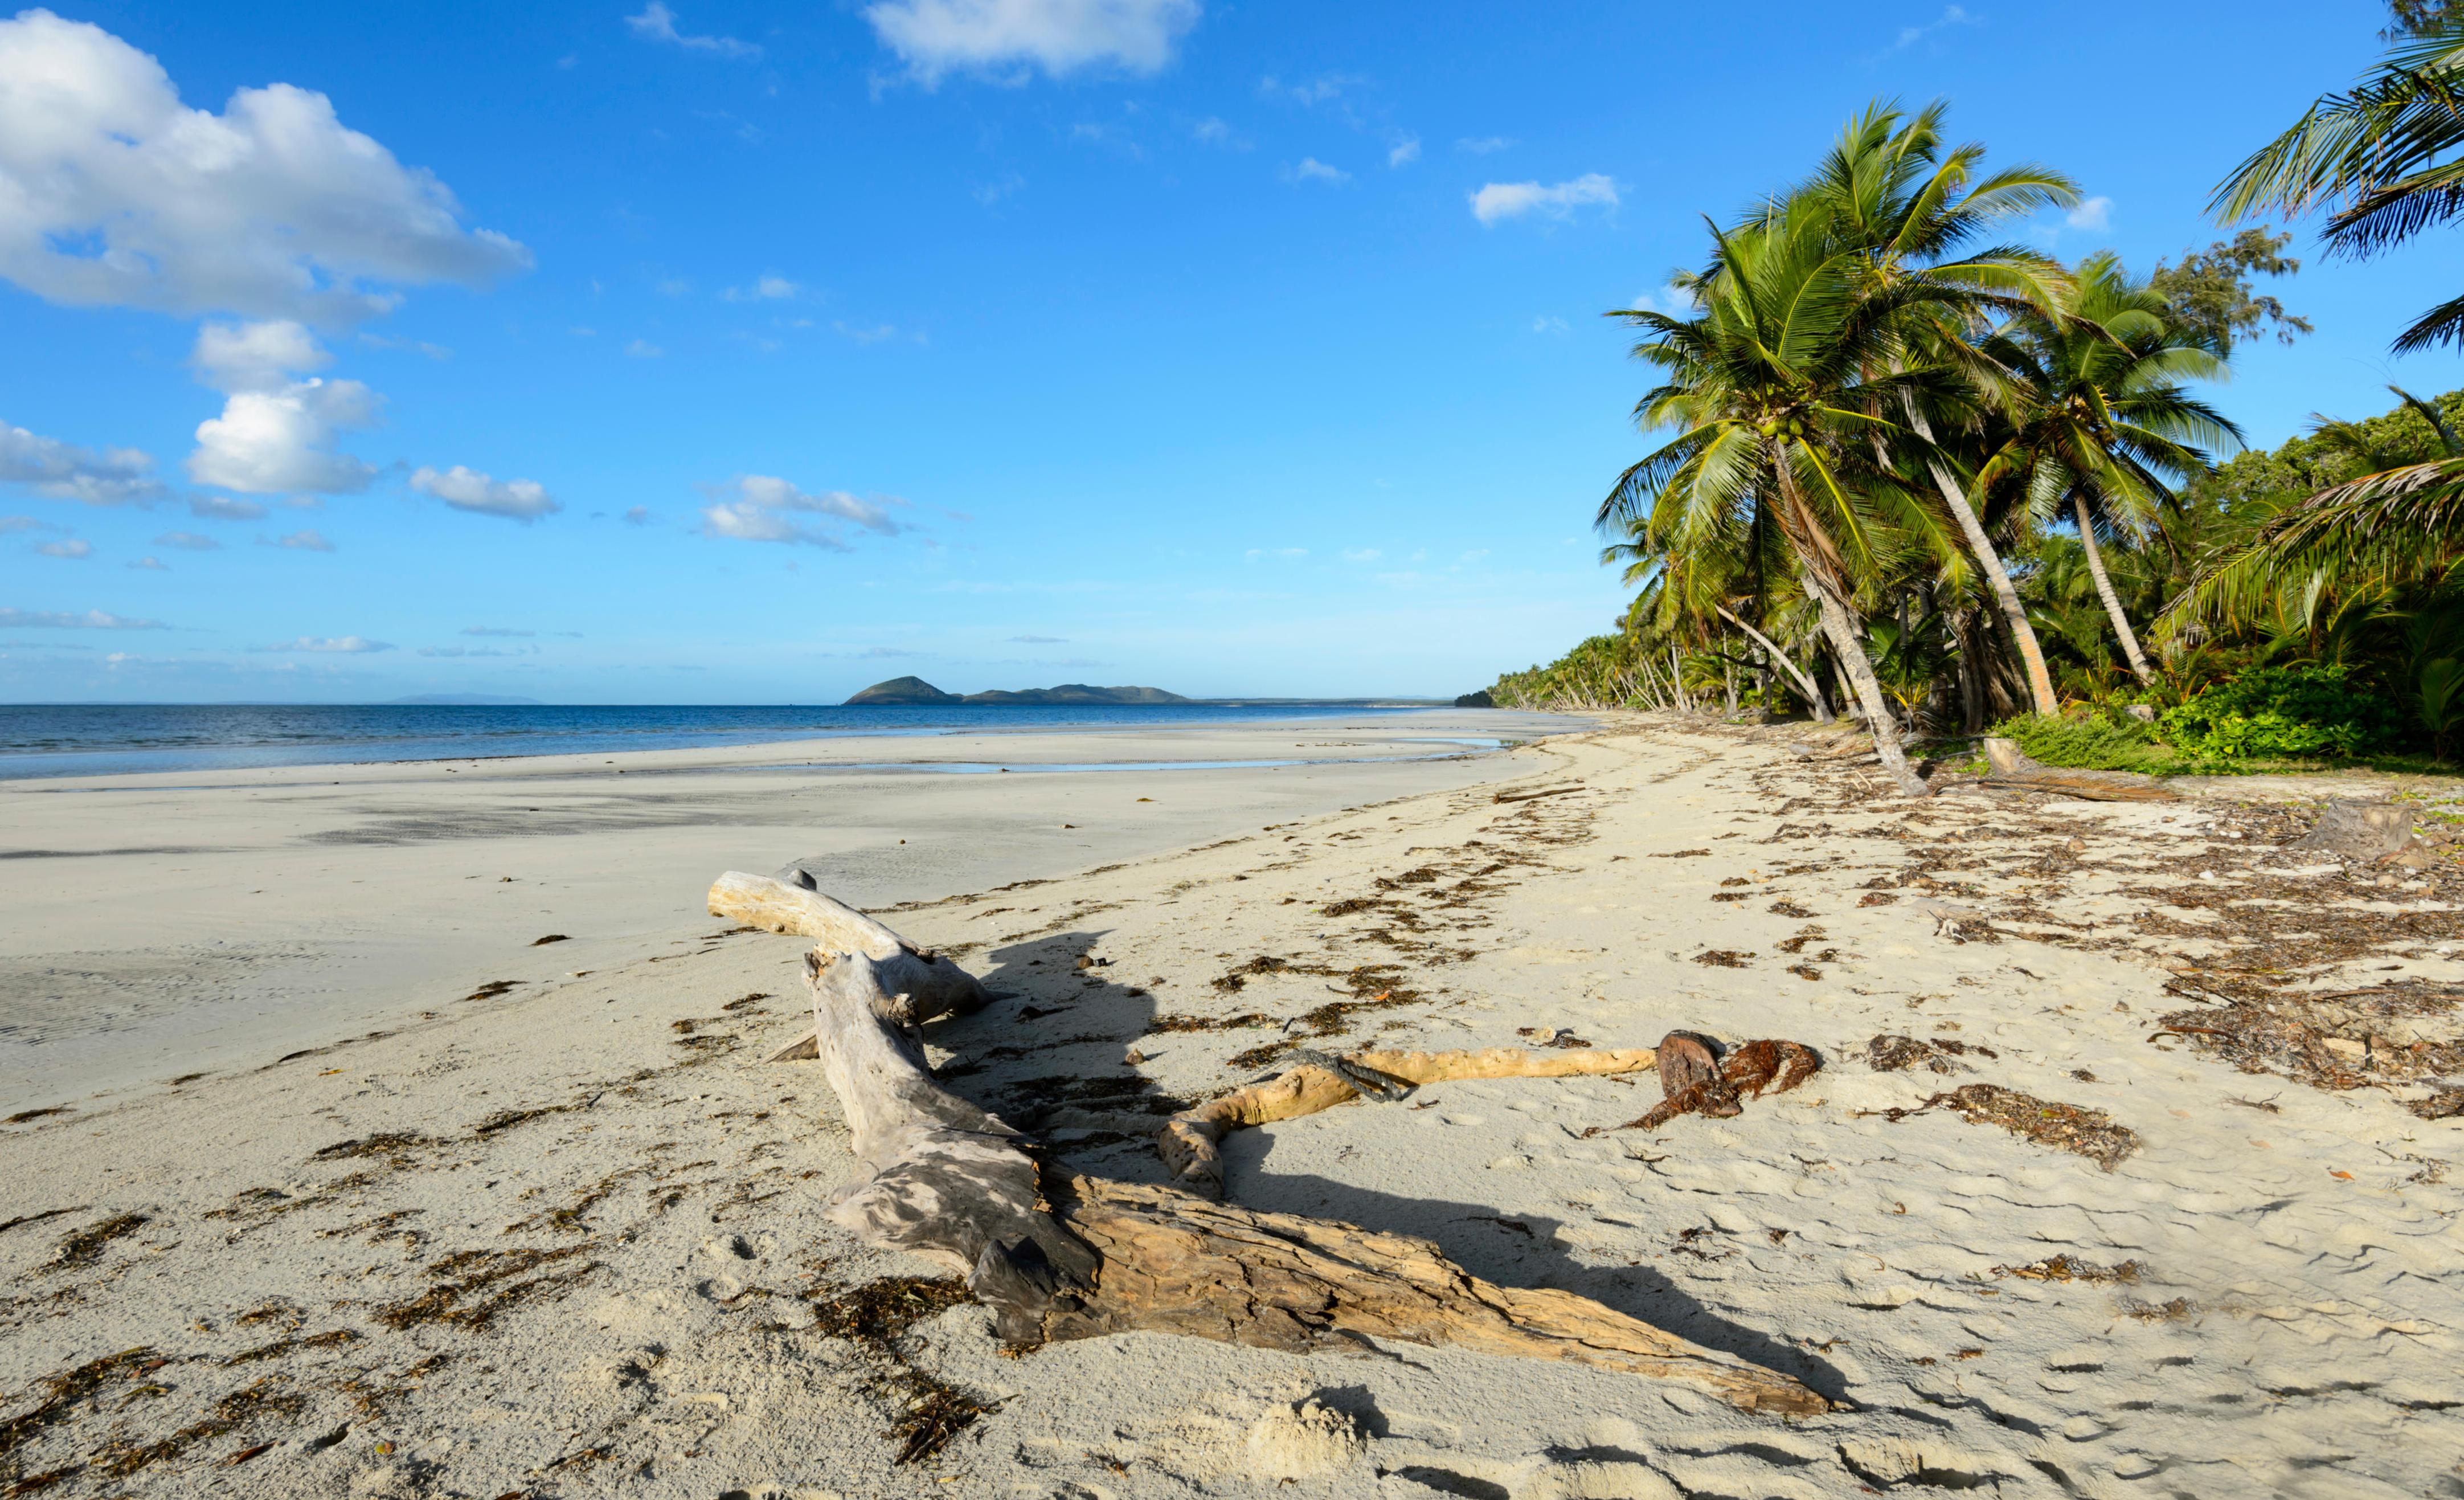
[0,701,1468,780]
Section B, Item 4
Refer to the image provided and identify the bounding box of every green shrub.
[1991,709,2185,774]
[2156,664,2400,767]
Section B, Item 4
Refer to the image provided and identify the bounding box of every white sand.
[1,717,2457,1498]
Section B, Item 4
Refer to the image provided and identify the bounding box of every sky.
[1,0,2457,704]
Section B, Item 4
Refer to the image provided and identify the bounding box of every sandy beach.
[2,716,2459,1498]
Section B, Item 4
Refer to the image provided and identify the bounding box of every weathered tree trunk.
[1981,738,2175,802]
[1717,606,1831,721]
[2074,494,2155,685]
[710,871,993,1059]
[781,900,1827,1417]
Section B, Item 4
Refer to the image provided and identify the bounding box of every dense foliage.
[1492,7,2464,777]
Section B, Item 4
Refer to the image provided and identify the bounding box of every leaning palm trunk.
[2074,494,2154,684]
[1900,407,2059,714]
[1800,566,1930,795]
[1716,604,1833,721]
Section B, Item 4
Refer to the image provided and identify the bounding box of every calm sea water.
[0,702,1460,780]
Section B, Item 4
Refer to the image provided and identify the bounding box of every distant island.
[845,676,1188,706]
[386,693,544,706]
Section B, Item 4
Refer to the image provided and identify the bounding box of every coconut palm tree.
[1972,254,2242,683]
[1798,100,2080,716]
[2216,16,2464,353]
[1601,195,1951,795]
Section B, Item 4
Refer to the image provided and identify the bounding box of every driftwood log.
[708,870,993,1059]
[1981,737,2176,803]
[760,878,1829,1416]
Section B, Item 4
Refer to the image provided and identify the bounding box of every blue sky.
[0,0,2453,704]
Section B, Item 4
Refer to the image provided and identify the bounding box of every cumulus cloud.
[625,338,664,358]
[698,474,904,547]
[127,554,165,569]
[1456,136,1511,154]
[410,465,559,522]
[1387,136,1419,167]
[0,515,41,533]
[1469,173,1618,226]
[1289,157,1348,185]
[188,495,267,521]
[0,9,529,322]
[866,0,1200,83]
[623,506,652,525]
[0,418,164,504]
[0,607,165,629]
[34,537,91,558]
[186,321,378,494]
[2066,195,2113,232]
[154,530,219,549]
[269,528,335,551]
[254,634,390,652]
[624,2,760,59]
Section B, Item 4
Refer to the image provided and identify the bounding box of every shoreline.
[0,710,1575,1109]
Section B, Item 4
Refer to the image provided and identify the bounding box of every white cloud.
[126,554,166,570]
[866,0,1200,83]
[1387,136,1419,168]
[34,537,91,558]
[1257,73,1352,106]
[410,465,559,522]
[1471,173,1618,226]
[1455,136,1511,154]
[2066,195,2113,232]
[0,9,529,322]
[1009,633,1067,642]
[269,528,335,552]
[624,3,760,59]
[188,495,267,521]
[1243,546,1306,560]
[1531,314,1569,334]
[1886,5,1976,53]
[154,530,219,549]
[255,634,390,652]
[622,505,652,524]
[1290,157,1349,185]
[833,321,900,344]
[1190,116,1231,145]
[722,273,799,301]
[0,515,42,533]
[185,321,378,494]
[1341,547,1382,562]
[418,643,534,657]
[0,606,165,629]
[698,474,904,548]
[625,338,664,358]
[462,626,535,637]
[0,418,163,504]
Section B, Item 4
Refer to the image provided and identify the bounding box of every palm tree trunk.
[1923,459,2060,716]
[2074,494,2154,685]
[1804,571,1930,796]
[1715,605,1832,721]
[1897,403,2060,716]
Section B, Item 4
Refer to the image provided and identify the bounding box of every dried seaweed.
[372,1245,597,1331]
[807,1278,990,1465]
[1911,1084,2140,1171]
[46,1213,147,1269]
[1992,1255,2142,1285]
[1865,1035,1997,1074]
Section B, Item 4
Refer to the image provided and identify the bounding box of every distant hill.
[845,676,963,705]
[843,677,1186,706]
[386,693,543,706]
[961,683,1187,705]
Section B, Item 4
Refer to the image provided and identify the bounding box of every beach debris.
[744,877,1827,1417]
[1884,1084,2140,1171]
[46,1212,148,1270]
[1492,784,1584,804]
[806,1276,990,1464]
[1980,737,2176,803]
[530,934,569,946]
[1865,1034,1996,1074]
[2290,799,2418,861]
[1613,1035,1822,1132]
[1991,1254,2142,1284]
